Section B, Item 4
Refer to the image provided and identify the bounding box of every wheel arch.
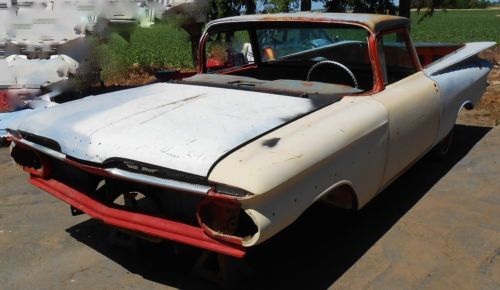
[314,180,359,210]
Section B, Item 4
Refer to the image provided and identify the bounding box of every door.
[372,31,441,186]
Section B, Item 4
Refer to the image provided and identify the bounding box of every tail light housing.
[197,190,258,245]
[11,144,51,178]
[0,90,10,112]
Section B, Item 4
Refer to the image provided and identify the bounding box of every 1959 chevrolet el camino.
[8,13,495,258]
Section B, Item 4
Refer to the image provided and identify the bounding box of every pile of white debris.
[0,0,205,143]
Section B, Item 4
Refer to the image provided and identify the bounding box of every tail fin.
[424,42,496,76]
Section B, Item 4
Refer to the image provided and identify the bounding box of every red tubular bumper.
[30,177,246,258]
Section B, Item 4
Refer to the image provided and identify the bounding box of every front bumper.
[30,177,246,258]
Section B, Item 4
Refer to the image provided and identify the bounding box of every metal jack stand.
[106,228,138,253]
[192,251,252,288]
[105,193,139,252]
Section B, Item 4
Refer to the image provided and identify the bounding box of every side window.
[378,31,418,84]
[205,30,253,72]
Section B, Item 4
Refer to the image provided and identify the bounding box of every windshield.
[256,27,368,62]
[201,23,374,93]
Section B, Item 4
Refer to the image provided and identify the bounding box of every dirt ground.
[459,47,500,126]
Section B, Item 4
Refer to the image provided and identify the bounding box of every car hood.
[14,83,318,176]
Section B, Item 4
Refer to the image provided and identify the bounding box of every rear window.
[256,27,369,62]
[205,30,253,72]
[378,31,418,84]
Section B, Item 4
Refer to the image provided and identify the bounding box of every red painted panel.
[0,90,11,113]
[30,177,246,258]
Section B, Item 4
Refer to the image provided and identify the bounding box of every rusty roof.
[206,12,409,33]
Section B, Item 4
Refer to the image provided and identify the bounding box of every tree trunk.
[245,0,256,14]
[301,0,312,11]
[399,0,411,18]
[181,23,204,67]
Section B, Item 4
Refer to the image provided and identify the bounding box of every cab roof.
[207,12,410,34]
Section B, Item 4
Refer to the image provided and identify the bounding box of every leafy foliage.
[321,0,396,14]
[262,0,300,12]
[208,0,258,19]
[412,0,490,10]
[94,23,194,82]
[410,10,499,43]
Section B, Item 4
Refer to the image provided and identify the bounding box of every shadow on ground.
[66,125,491,290]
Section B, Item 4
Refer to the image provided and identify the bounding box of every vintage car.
[8,13,495,258]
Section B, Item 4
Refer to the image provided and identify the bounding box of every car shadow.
[65,124,491,290]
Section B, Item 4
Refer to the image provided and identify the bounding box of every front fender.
[209,97,389,246]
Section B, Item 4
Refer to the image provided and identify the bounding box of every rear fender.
[424,42,495,144]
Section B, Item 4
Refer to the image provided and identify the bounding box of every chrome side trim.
[18,139,67,160]
[15,138,210,195]
[106,168,211,195]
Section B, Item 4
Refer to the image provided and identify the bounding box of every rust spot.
[262,137,280,148]
[286,154,303,161]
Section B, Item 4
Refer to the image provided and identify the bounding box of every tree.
[209,0,241,20]
[321,0,396,14]
[244,0,257,14]
[301,0,312,10]
[322,0,349,12]
[399,0,410,18]
[412,0,449,23]
[209,0,257,19]
[263,0,299,12]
